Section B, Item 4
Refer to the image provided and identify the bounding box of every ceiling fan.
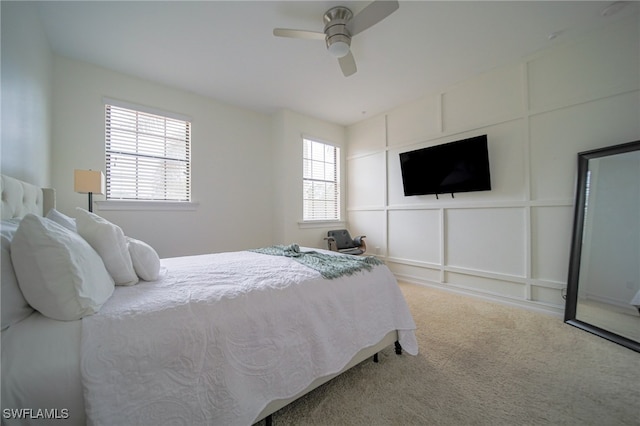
[273,0,399,77]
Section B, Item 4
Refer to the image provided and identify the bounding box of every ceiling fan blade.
[347,0,399,36]
[273,28,325,40]
[338,51,357,77]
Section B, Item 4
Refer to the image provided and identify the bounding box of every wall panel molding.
[347,16,639,314]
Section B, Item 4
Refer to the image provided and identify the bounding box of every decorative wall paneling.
[346,16,639,315]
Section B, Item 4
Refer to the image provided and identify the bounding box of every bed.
[0,174,418,425]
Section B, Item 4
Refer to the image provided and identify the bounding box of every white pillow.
[127,237,161,281]
[1,219,34,330]
[75,208,138,286]
[46,208,77,232]
[10,214,115,321]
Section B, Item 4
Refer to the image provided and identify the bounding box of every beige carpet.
[258,282,640,425]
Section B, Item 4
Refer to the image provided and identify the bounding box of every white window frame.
[100,98,197,211]
[302,137,341,222]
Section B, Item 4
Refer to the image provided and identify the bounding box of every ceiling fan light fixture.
[328,39,350,58]
[273,1,400,77]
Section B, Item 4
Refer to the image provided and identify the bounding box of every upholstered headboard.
[0,174,56,220]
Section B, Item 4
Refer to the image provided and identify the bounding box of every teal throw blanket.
[249,244,383,280]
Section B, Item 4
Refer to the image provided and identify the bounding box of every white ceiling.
[35,1,638,126]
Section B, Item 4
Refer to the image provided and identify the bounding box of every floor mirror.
[565,139,640,353]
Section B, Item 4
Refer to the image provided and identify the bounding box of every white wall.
[0,2,52,186]
[272,109,346,249]
[346,15,640,314]
[1,4,348,259]
[51,57,275,258]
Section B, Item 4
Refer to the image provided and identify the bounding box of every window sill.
[298,220,345,229]
[96,200,199,211]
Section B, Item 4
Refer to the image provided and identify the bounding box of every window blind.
[105,104,191,202]
[303,138,340,221]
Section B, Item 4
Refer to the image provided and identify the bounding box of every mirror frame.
[565,139,640,353]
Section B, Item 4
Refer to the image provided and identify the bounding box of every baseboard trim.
[396,275,564,318]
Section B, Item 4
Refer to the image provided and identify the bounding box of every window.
[105,101,191,202]
[303,138,340,221]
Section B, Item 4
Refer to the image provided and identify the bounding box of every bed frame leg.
[374,341,402,363]
[265,414,273,426]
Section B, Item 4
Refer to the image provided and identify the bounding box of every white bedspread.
[81,250,418,425]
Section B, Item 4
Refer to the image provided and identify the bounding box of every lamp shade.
[74,169,105,195]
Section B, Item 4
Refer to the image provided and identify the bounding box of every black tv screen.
[399,135,491,196]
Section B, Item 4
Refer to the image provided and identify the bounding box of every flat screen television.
[399,135,491,197]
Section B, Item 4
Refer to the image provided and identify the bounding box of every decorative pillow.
[46,208,77,232]
[1,218,34,330]
[75,208,138,286]
[10,214,115,321]
[127,237,161,281]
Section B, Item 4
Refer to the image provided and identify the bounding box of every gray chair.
[325,229,367,255]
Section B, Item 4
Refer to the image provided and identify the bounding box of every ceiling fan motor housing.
[323,6,353,58]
